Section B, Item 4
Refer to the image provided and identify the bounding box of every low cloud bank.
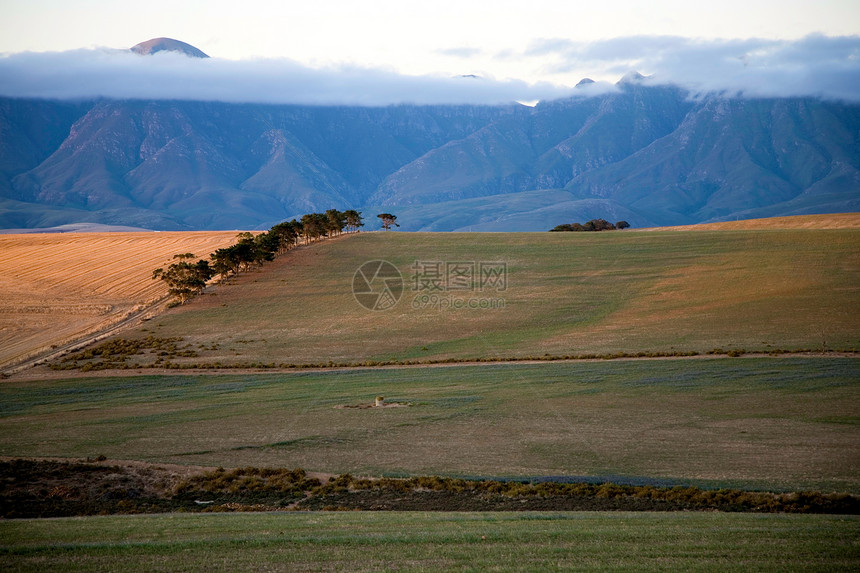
[528,34,860,101]
[0,49,575,105]
[1,34,857,105]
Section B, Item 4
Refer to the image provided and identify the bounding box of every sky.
[1,0,859,104]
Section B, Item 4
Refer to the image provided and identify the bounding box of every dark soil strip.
[2,459,857,518]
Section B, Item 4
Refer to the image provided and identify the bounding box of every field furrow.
[0,231,240,368]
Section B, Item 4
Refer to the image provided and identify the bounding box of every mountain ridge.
[1,86,858,231]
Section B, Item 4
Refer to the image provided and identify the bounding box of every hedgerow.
[171,468,860,514]
[54,346,859,372]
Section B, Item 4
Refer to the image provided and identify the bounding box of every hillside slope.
[56,223,860,368]
[566,97,860,225]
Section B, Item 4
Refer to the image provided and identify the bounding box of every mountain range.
[2,75,858,231]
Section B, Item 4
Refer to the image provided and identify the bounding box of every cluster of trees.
[153,208,367,304]
[550,219,630,232]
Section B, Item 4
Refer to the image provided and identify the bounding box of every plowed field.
[0,232,239,369]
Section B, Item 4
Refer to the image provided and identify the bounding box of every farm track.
[1,295,171,377]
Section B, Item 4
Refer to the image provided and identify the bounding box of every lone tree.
[616,220,630,229]
[377,213,399,230]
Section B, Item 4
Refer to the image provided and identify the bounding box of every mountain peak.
[617,71,647,85]
[576,78,595,87]
[130,38,209,58]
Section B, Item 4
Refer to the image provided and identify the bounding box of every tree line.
[152,209,369,304]
[550,219,630,232]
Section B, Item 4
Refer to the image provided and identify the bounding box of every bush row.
[54,346,860,371]
[174,468,860,514]
[51,336,197,371]
[174,466,321,496]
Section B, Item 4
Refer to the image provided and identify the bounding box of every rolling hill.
[46,221,860,369]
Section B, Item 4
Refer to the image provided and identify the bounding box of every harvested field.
[647,212,860,231]
[0,231,239,370]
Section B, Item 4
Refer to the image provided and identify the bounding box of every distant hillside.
[1,81,858,230]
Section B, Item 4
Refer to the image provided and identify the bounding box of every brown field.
[647,212,860,231]
[0,231,239,370]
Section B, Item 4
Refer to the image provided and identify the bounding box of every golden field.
[0,231,239,370]
[648,212,860,231]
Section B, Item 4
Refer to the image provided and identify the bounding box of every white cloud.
[436,47,485,59]
[1,34,858,105]
[521,34,860,101]
[0,48,575,105]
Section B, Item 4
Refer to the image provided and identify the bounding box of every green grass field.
[2,511,857,572]
[4,358,858,492]
[97,229,860,367]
